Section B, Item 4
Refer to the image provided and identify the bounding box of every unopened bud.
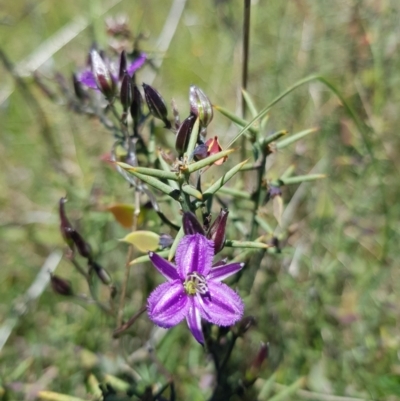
[245,342,269,386]
[237,315,256,336]
[90,49,115,98]
[207,208,229,254]
[142,83,171,128]
[192,143,209,161]
[175,114,196,156]
[130,84,143,125]
[58,198,92,259]
[182,212,205,236]
[189,85,213,128]
[159,233,174,249]
[265,185,282,203]
[120,72,132,111]
[204,136,227,165]
[89,261,112,285]
[72,73,87,101]
[50,274,73,296]
[59,197,74,250]
[118,50,127,80]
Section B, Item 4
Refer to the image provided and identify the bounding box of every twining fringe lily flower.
[147,233,245,344]
[78,51,146,90]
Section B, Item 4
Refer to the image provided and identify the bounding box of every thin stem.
[113,305,146,338]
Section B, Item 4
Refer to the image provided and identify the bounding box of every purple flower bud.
[50,274,73,296]
[175,114,196,156]
[182,211,205,236]
[118,50,127,80]
[130,84,143,125]
[120,72,132,111]
[207,208,229,254]
[189,85,213,128]
[142,83,171,128]
[265,185,282,203]
[251,342,269,371]
[192,143,209,161]
[89,260,112,285]
[72,73,87,101]
[90,49,116,98]
[159,233,174,249]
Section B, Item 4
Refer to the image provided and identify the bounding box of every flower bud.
[159,233,174,249]
[189,85,213,128]
[182,211,205,236]
[72,73,87,101]
[142,83,171,128]
[118,50,127,80]
[50,274,73,296]
[130,84,143,125]
[237,315,256,336]
[265,185,282,203]
[90,49,116,98]
[59,197,74,250]
[245,342,269,386]
[192,143,209,161]
[204,136,227,165]
[207,208,229,254]
[120,71,132,111]
[175,114,196,156]
[89,260,112,285]
[58,198,92,259]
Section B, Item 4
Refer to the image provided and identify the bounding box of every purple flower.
[147,233,245,344]
[78,52,146,90]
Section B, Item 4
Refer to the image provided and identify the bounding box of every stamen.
[183,272,208,296]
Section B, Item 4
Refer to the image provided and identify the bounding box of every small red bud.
[118,50,127,80]
[120,72,132,111]
[130,84,144,126]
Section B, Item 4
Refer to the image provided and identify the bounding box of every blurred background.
[0,0,399,399]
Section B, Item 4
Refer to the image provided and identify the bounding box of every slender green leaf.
[130,250,169,265]
[117,163,179,181]
[186,149,235,173]
[255,215,274,234]
[263,130,287,145]
[225,239,270,249]
[182,184,203,200]
[217,186,252,199]
[120,231,160,252]
[241,88,258,118]
[185,116,200,157]
[157,151,180,190]
[214,105,258,135]
[128,170,180,199]
[267,378,305,401]
[203,160,248,198]
[276,127,318,149]
[169,226,184,261]
[270,174,326,186]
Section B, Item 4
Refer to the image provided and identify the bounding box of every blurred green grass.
[0,0,399,400]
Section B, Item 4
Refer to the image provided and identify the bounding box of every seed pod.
[189,85,213,128]
[207,208,229,254]
[118,50,127,80]
[50,274,73,296]
[175,114,196,156]
[120,71,132,111]
[142,83,171,128]
[90,49,115,98]
[182,211,205,236]
[70,230,92,259]
[89,260,112,285]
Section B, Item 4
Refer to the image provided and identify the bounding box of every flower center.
[183,272,208,296]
